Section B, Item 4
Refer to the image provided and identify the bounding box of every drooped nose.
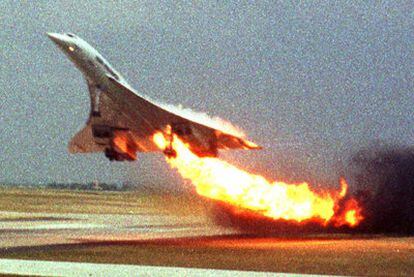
[47,32,66,47]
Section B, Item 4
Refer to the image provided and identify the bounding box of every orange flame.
[334,198,364,227]
[153,132,363,227]
[113,135,128,153]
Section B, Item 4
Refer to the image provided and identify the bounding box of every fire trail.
[153,132,363,227]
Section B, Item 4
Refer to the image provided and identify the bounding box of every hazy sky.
[1,1,413,189]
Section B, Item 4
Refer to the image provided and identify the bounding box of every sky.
[1,1,413,189]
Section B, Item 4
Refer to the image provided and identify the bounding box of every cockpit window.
[95,56,120,81]
[106,67,120,81]
[96,56,104,65]
[66,33,76,38]
[110,72,120,81]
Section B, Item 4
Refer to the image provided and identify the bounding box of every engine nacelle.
[189,144,218,157]
[170,123,218,158]
[91,125,137,162]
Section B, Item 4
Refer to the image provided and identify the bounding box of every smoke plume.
[207,143,414,235]
[348,144,414,235]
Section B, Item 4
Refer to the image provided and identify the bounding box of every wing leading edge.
[104,75,261,154]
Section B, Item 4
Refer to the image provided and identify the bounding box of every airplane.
[47,33,261,161]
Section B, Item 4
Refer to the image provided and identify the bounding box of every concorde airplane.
[47,33,261,161]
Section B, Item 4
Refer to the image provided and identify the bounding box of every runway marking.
[0,223,204,232]
[0,217,73,222]
[0,223,107,230]
[0,259,325,276]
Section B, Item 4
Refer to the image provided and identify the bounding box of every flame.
[339,177,347,198]
[113,135,128,153]
[345,210,358,226]
[334,198,364,227]
[153,132,363,227]
[112,131,137,160]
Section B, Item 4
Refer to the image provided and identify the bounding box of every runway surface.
[0,210,237,249]
[0,210,325,276]
[0,188,413,276]
[0,209,245,276]
[0,259,320,276]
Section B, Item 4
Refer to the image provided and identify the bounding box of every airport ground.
[0,186,413,276]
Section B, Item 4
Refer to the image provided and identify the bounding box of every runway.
[0,210,322,276]
[0,188,413,276]
[0,210,237,249]
[0,259,317,276]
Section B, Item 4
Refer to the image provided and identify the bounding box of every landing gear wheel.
[104,148,115,161]
[163,129,177,158]
[163,147,177,158]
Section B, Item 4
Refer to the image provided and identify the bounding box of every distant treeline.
[45,182,132,191]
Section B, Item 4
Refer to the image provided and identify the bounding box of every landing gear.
[105,148,116,161]
[162,126,177,158]
[104,147,135,161]
[163,147,177,158]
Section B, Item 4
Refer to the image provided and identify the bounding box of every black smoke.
[348,144,414,235]
[206,144,414,235]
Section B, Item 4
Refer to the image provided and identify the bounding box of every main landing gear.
[163,147,177,158]
[162,128,177,158]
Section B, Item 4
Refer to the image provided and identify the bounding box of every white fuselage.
[47,32,260,161]
[47,33,128,89]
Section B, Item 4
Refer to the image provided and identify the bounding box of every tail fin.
[68,124,105,153]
